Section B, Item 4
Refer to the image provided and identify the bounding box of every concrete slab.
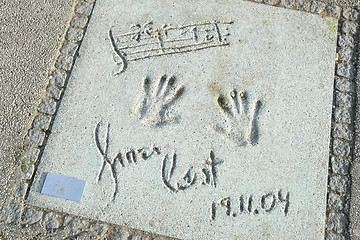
[27,0,337,239]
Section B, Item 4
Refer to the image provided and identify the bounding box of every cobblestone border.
[326,9,358,240]
[0,0,359,239]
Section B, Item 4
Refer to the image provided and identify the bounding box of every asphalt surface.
[0,0,75,209]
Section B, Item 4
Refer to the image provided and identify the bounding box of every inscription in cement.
[110,21,232,74]
[27,0,337,239]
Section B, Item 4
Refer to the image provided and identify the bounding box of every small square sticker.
[41,173,86,202]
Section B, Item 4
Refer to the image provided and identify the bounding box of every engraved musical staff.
[109,20,233,74]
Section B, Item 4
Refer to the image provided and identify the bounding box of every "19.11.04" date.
[211,189,290,220]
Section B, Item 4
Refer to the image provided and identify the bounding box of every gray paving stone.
[88,222,108,236]
[264,0,279,5]
[325,232,346,240]
[334,108,352,124]
[327,212,348,234]
[44,212,60,231]
[331,156,350,175]
[13,182,28,198]
[338,47,353,62]
[18,164,34,180]
[21,208,43,226]
[38,99,57,115]
[47,85,63,100]
[152,237,170,240]
[63,215,73,226]
[0,201,22,224]
[106,227,125,240]
[49,70,68,88]
[332,123,353,141]
[279,0,295,7]
[33,115,52,130]
[18,223,47,237]
[335,92,353,108]
[66,28,85,42]
[342,8,359,21]
[338,34,355,48]
[328,192,345,211]
[342,21,358,35]
[296,0,311,10]
[69,231,95,240]
[69,218,87,235]
[329,175,349,193]
[326,5,341,18]
[310,1,326,13]
[28,129,45,146]
[129,235,148,240]
[60,41,80,56]
[336,0,359,7]
[335,77,354,93]
[23,147,41,164]
[349,7,360,238]
[0,0,77,224]
[48,228,70,239]
[333,139,351,157]
[70,16,89,29]
[75,1,93,16]
[55,54,74,71]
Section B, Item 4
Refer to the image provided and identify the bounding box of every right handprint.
[213,89,262,146]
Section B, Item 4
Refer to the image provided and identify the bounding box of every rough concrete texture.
[0,0,359,239]
[27,0,337,239]
[0,0,76,233]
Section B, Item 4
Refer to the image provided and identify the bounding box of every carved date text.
[211,190,290,220]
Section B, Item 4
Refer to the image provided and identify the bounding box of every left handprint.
[135,75,185,127]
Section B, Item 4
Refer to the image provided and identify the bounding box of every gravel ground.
[0,0,75,222]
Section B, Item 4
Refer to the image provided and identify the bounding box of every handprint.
[135,75,185,127]
[214,89,262,146]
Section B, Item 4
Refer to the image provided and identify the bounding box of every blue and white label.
[41,173,86,202]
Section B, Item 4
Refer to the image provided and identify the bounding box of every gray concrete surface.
[26,0,337,239]
[0,0,359,239]
[0,0,75,219]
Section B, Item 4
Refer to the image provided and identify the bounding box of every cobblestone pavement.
[350,31,360,240]
[0,0,359,239]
